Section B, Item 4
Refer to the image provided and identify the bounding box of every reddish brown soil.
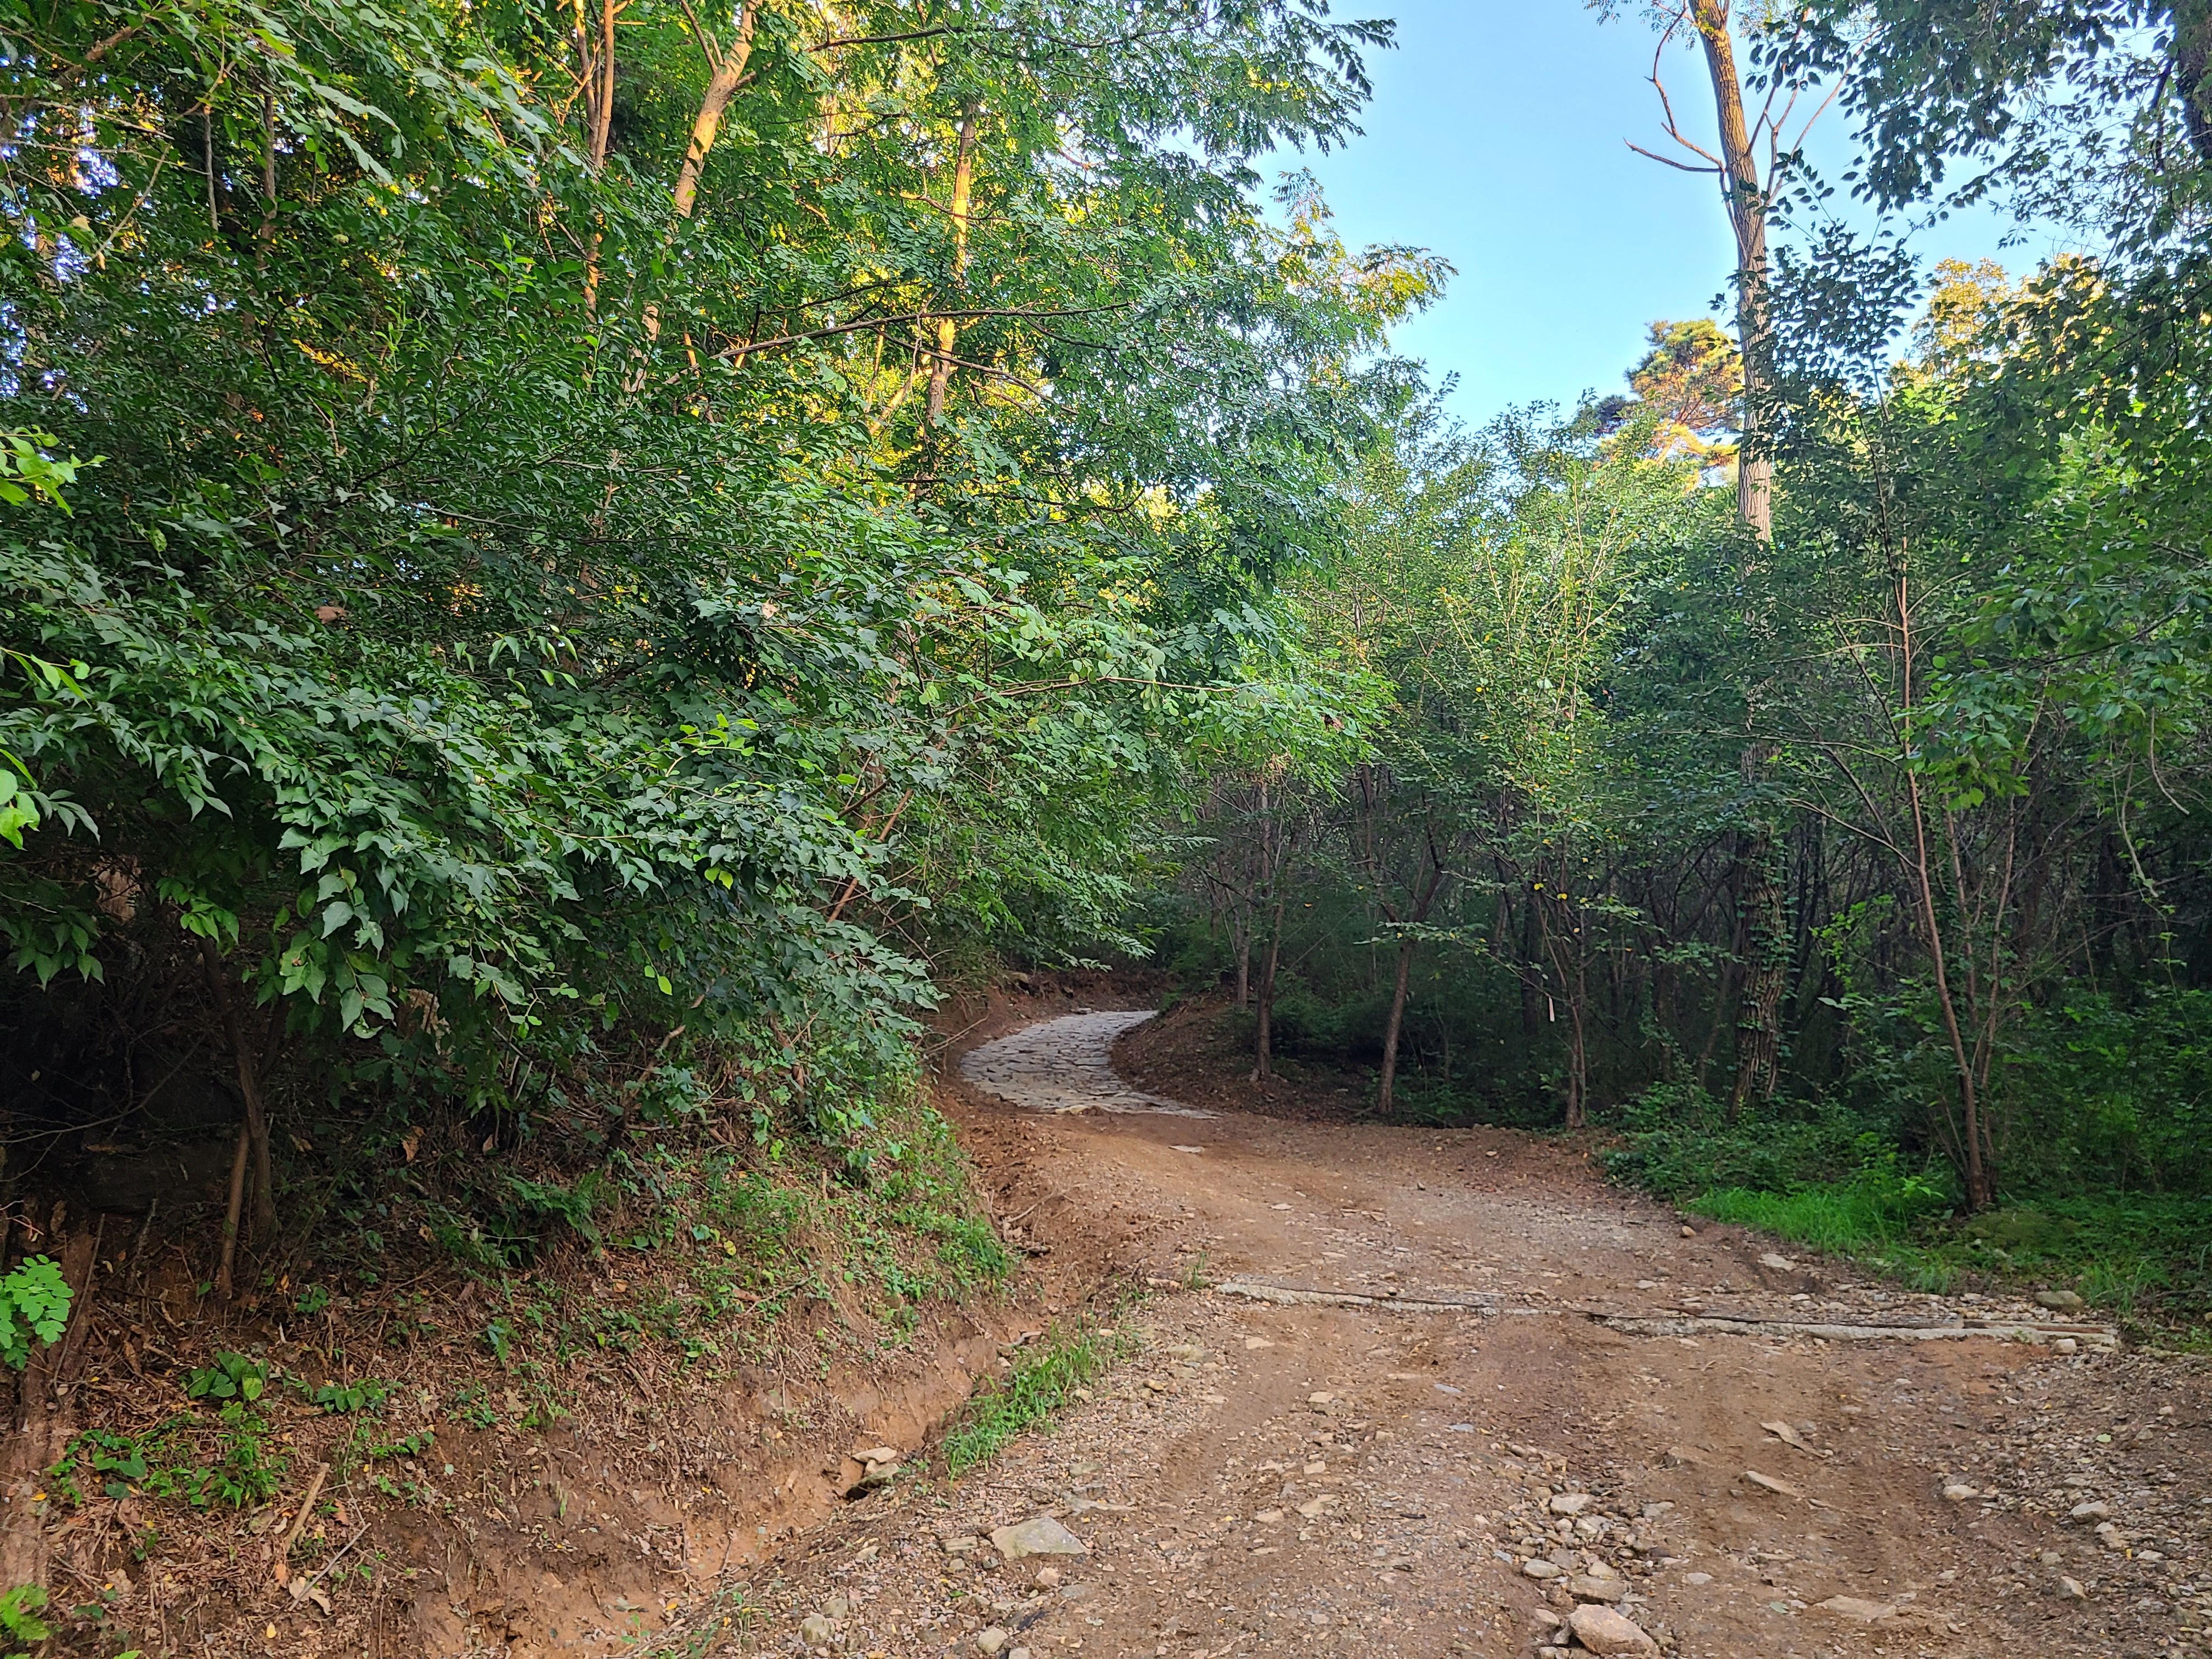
[26,988,2212,1659]
[682,1001,2212,1659]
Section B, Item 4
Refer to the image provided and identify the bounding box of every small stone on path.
[976,1628,1008,1655]
[1817,1596,1896,1622]
[2037,1288,2086,1310]
[1569,1575,1626,1601]
[2058,1576,2088,1601]
[1523,1559,1563,1580]
[799,1613,834,1645]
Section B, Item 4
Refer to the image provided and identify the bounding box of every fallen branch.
[1593,1311,2119,1347]
[274,1460,330,1577]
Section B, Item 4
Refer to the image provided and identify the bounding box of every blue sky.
[1297,0,2076,425]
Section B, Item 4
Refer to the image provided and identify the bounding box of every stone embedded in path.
[799,1612,834,1645]
[1568,1574,1627,1602]
[1568,1603,1659,1657]
[990,1517,1087,1560]
[975,1628,1009,1655]
[1817,1595,1897,1622]
[1522,1559,1564,1580]
[1548,1492,1592,1515]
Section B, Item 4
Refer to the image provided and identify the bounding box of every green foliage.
[0,1583,50,1652]
[304,1377,393,1415]
[0,0,1437,1141]
[54,1407,285,1511]
[942,1322,1129,1477]
[185,1354,267,1403]
[0,1256,72,1370]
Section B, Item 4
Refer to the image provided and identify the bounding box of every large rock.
[990,1517,1087,1560]
[1568,1604,1658,1657]
[2036,1288,2086,1311]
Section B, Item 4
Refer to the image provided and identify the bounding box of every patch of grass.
[1683,1177,2212,1322]
[1688,1166,1951,1256]
[941,1320,1131,1477]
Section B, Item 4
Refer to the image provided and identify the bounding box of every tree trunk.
[1727,825,1786,1118]
[200,940,275,1291]
[926,104,981,424]
[1690,0,1773,540]
[670,4,757,218]
[1,1223,98,1592]
[2172,0,2212,163]
[1375,861,1444,1116]
[1253,898,1284,1081]
[1894,569,1995,1210]
[1376,936,1415,1115]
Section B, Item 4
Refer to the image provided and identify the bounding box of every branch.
[718,302,1131,359]
[1627,140,1722,174]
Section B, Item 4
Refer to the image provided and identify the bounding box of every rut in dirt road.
[708,1009,2212,1659]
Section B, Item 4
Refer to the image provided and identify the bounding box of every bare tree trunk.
[590,0,618,170]
[1375,862,1444,1116]
[1,1224,98,1592]
[1254,891,1284,1082]
[1690,0,1773,539]
[1376,938,1415,1114]
[2171,0,2212,163]
[1727,826,1786,1118]
[670,4,757,218]
[1894,569,1995,1209]
[200,940,274,1292]
[926,104,981,424]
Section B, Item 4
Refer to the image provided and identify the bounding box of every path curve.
[723,1007,2200,1659]
[960,1007,1215,1116]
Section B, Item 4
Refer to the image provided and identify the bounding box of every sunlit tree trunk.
[1690,0,1773,539]
[672,4,757,219]
[927,105,981,424]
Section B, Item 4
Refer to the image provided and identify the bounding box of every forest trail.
[719,1006,2210,1659]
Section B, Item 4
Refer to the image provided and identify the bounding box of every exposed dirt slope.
[697,1005,2212,1659]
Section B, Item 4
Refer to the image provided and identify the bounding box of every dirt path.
[712,1008,2212,1659]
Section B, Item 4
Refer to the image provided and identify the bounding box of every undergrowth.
[941,1317,1135,1477]
[1604,1084,2212,1334]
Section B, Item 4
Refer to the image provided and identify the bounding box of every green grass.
[1684,1179,2212,1326]
[940,1319,1131,1477]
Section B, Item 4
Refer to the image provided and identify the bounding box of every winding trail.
[720,1006,2209,1659]
[961,1011,1214,1117]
